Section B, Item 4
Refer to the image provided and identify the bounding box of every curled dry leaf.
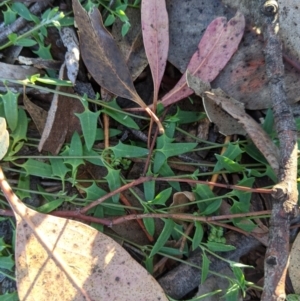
[0,167,168,301]
[169,191,195,223]
[59,27,80,84]
[205,89,280,174]
[187,71,246,135]
[160,11,245,107]
[72,0,164,133]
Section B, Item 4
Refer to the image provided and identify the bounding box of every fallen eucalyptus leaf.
[142,0,169,103]
[160,11,245,107]
[0,168,168,301]
[72,0,164,133]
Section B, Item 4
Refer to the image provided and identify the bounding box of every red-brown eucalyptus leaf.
[0,167,168,301]
[72,0,164,133]
[141,0,169,103]
[161,11,245,107]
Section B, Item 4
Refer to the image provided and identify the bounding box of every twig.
[259,1,299,300]
[0,0,55,45]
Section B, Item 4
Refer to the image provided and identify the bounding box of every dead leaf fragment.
[0,167,168,301]
[205,89,280,174]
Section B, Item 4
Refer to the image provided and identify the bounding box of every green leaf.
[194,184,215,200]
[11,2,33,21]
[18,159,52,178]
[157,161,181,191]
[90,204,104,232]
[16,174,31,200]
[201,250,211,283]
[10,108,28,147]
[160,246,186,256]
[75,109,100,151]
[150,219,174,257]
[3,5,17,25]
[0,255,14,271]
[50,158,70,181]
[201,199,222,215]
[82,147,105,166]
[204,242,236,252]
[95,128,121,141]
[234,219,257,232]
[111,141,149,159]
[15,38,37,47]
[215,154,245,172]
[149,188,172,205]
[0,291,19,301]
[80,182,107,201]
[121,21,131,36]
[64,132,84,178]
[0,237,10,252]
[214,143,243,172]
[173,107,205,124]
[192,221,204,250]
[232,266,245,288]
[37,199,64,213]
[144,169,155,201]
[143,211,155,236]
[104,168,121,203]
[1,89,19,131]
[104,14,116,26]
[102,99,139,129]
[154,134,197,173]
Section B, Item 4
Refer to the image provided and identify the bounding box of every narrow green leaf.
[18,159,52,178]
[150,187,172,205]
[157,161,181,191]
[144,169,155,201]
[160,246,185,256]
[201,199,222,215]
[37,199,64,213]
[204,241,236,252]
[64,132,84,177]
[11,2,33,21]
[121,21,131,36]
[3,5,17,25]
[102,100,139,129]
[104,14,116,26]
[0,255,14,271]
[143,215,155,237]
[104,168,121,203]
[15,38,37,47]
[215,154,245,172]
[16,174,31,200]
[1,90,19,131]
[82,147,105,166]
[111,141,149,159]
[192,222,204,250]
[150,219,174,257]
[76,109,100,150]
[194,184,215,200]
[80,182,107,201]
[201,250,211,283]
[0,291,19,301]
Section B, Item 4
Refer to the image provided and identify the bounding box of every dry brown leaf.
[186,71,246,136]
[0,168,168,301]
[38,64,83,154]
[72,0,164,133]
[289,231,300,294]
[169,191,195,223]
[23,94,48,136]
[112,7,148,81]
[205,89,280,174]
